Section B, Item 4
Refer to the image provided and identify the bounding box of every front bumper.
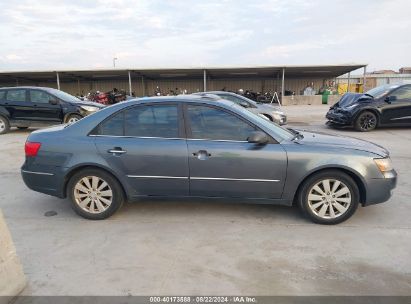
[326,109,352,125]
[363,170,397,206]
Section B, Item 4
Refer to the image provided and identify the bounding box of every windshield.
[218,93,257,108]
[228,103,294,141]
[48,88,81,102]
[366,84,399,99]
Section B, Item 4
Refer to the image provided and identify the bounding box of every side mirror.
[239,101,249,108]
[385,96,396,103]
[247,131,269,145]
[49,99,58,105]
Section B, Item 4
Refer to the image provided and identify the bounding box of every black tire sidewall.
[0,115,10,134]
[68,169,124,220]
[355,111,377,132]
[298,170,359,225]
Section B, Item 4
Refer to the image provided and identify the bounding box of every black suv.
[0,86,105,134]
[326,84,411,131]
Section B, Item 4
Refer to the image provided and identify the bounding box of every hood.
[334,93,373,108]
[72,100,106,108]
[256,103,282,112]
[297,130,389,157]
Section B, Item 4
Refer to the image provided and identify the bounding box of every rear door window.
[98,112,124,136]
[125,104,179,138]
[95,104,180,138]
[6,90,26,102]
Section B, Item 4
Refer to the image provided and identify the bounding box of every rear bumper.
[363,170,397,206]
[21,166,66,198]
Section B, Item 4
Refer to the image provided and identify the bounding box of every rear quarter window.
[6,89,26,102]
[0,91,5,100]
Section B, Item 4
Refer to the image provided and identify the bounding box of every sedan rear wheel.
[298,170,359,224]
[68,169,124,220]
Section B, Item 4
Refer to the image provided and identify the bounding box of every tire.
[0,115,10,135]
[67,168,125,220]
[17,126,29,130]
[65,114,82,124]
[297,170,359,225]
[354,111,377,132]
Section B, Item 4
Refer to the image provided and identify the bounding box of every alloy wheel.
[307,179,351,219]
[73,176,113,214]
[0,119,5,132]
[359,113,376,131]
[68,116,80,124]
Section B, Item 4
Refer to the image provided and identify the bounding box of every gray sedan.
[21,96,396,224]
[194,91,287,125]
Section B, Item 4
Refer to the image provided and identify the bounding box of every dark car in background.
[0,86,105,134]
[326,84,411,131]
[194,91,287,125]
[21,96,396,224]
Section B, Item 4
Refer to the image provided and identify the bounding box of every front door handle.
[192,150,211,160]
[108,147,127,155]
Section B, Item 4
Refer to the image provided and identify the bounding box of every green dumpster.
[322,90,331,104]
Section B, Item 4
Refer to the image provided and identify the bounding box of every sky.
[0,0,410,73]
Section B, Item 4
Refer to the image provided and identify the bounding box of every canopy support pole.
[56,72,60,90]
[128,71,132,96]
[203,69,207,91]
[281,68,285,102]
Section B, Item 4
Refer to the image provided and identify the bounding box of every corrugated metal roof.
[0,64,366,82]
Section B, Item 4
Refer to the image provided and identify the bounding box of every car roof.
[133,94,230,104]
[109,95,238,111]
[0,86,57,91]
[195,91,237,95]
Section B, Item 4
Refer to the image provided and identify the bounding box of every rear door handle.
[108,147,127,155]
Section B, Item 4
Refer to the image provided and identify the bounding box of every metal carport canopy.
[0,64,366,82]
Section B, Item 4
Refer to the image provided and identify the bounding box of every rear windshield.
[48,88,80,102]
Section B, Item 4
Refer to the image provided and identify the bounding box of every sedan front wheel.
[355,111,377,132]
[298,170,359,224]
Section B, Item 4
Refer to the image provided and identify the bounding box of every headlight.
[344,103,359,110]
[80,106,99,112]
[374,157,393,172]
[258,113,270,121]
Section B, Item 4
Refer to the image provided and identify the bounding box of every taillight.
[25,142,41,157]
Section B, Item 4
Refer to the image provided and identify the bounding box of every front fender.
[280,143,382,203]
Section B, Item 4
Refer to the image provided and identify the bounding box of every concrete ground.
[0,105,410,296]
